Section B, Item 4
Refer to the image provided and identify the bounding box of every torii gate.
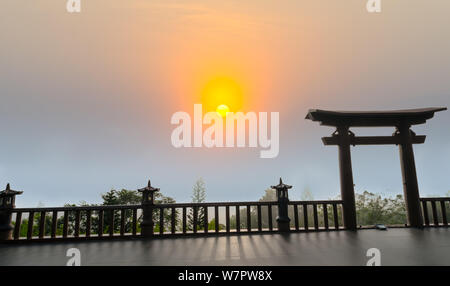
[306,107,446,230]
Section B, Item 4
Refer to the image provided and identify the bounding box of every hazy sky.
[1,0,449,207]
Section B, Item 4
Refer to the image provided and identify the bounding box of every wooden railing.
[288,201,343,231]
[10,205,142,241]
[420,197,450,227]
[6,200,344,241]
[5,193,450,242]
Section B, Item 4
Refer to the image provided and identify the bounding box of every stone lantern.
[271,178,292,232]
[138,179,159,237]
[0,184,23,240]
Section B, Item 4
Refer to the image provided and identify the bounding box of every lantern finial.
[271,178,292,190]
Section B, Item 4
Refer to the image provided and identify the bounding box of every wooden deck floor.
[1,228,449,266]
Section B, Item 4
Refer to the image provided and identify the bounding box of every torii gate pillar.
[336,125,357,230]
[397,122,423,227]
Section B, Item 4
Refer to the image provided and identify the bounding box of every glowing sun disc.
[216,104,230,117]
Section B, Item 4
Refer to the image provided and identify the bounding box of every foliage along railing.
[6,199,345,241]
[420,197,450,227]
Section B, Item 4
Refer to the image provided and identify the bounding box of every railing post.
[0,184,23,240]
[271,178,292,232]
[138,180,159,238]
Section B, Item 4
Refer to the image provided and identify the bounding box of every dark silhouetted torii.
[306,107,446,230]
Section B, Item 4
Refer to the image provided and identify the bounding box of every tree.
[355,191,406,226]
[208,218,225,231]
[187,178,206,231]
[260,188,277,201]
[300,186,314,201]
[102,189,141,205]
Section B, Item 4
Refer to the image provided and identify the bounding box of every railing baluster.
[431,201,439,226]
[171,207,176,234]
[226,206,230,233]
[74,210,81,237]
[236,206,240,232]
[159,207,164,235]
[313,204,319,230]
[204,206,208,233]
[422,201,430,226]
[98,210,104,237]
[109,210,114,236]
[294,204,299,230]
[39,211,45,239]
[303,204,309,231]
[51,211,57,238]
[63,211,69,238]
[323,204,329,230]
[440,201,448,226]
[132,209,137,235]
[120,209,125,236]
[268,205,273,231]
[182,207,187,234]
[247,205,251,232]
[149,206,155,236]
[27,211,34,240]
[14,212,22,240]
[257,205,262,231]
[333,204,339,230]
[214,206,219,233]
[86,210,91,237]
[193,206,198,233]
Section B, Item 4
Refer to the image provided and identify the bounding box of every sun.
[216,104,230,117]
[201,76,243,114]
